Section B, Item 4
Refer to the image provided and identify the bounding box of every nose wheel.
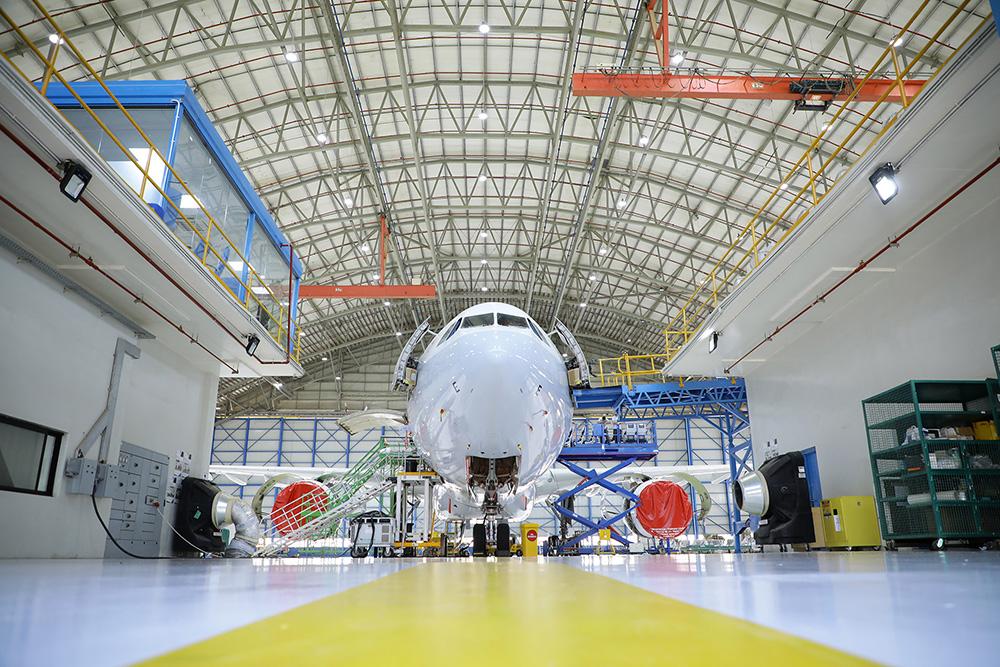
[471,520,512,557]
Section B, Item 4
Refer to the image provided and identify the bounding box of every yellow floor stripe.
[138,560,878,666]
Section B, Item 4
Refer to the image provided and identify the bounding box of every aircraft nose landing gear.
[472,518,512,557]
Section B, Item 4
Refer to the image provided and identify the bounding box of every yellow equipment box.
[821,496,881,549]
[973,420,998,440]
[520,523,540,557]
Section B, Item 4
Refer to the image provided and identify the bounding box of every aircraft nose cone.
[451,337,544,459]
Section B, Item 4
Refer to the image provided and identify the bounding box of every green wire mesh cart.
[863,380,1000,550]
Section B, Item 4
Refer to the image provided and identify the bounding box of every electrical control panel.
[104,442,168,558]
[64,457,98,495]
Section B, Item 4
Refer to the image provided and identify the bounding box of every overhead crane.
[572,0,927,107]
[298,214,438,300]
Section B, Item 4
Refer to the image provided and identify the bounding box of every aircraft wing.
[534,463,731,497]
[209,464,351,485]
[337,409,408,435]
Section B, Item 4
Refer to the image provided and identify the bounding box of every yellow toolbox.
[821,496,881,549]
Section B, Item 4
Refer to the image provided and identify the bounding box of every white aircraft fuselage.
[407,303,573,519]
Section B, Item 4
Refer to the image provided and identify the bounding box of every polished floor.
[1,552,997,666]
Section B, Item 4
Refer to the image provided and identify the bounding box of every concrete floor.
[1,552,997,666]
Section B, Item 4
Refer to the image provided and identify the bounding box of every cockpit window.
[527,319,546,341]
[461,313,495,328]
[497,313,528,328]
[443,318,462,340]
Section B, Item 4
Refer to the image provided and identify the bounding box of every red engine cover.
[635,480,693,539]
[270,481,329,536]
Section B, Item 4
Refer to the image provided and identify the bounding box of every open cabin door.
[554,319,590,388]
[390,318,431,392]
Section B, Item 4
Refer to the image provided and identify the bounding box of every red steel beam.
[571,73,926,102]
[298,284,438,299]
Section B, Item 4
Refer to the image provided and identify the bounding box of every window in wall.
[248,223,291,337]
[0,415,62,496]
[59,107,175,211]
[168,115,250,278]
[461,313,495,328]
[497,313,528,328]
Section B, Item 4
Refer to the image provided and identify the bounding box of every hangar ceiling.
[1,0,990,413]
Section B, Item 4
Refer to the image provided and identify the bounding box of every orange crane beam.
[576,0,925,105]
[298,213,439,300]
[298,284,437,299]
[571,73,927,102]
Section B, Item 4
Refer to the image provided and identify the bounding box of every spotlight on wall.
[59,160,92,202]
[245,334,260,356]
[869,162,898,204]
[708,331,720,354]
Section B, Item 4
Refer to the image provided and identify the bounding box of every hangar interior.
[0,1,998,665]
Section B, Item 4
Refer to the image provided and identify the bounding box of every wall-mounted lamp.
[59,160,91,202]
[869,162,899,204]
[245,334,260,356]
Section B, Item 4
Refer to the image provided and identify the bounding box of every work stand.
[551,458,640,553]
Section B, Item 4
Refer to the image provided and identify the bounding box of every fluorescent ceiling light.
[316,133,328,144]
[361,244,370,252]
[670,51,685,66]
[480,231,488,238]
[598,247,608,256]
[579,302,587,308]
[335,375,341,380]
[480,286,488,292]
[478,110,488,120]
[321,356,328,361]
[616,198,627,208]
[284,49,298,62]
[588,274,596,281]
[480,259,488,264]
[478,23,490,34]
[343,197,353,207]
[479,174,487,182]
[638,136,649,146]
[395,332,402,337]
[383,301,391,307]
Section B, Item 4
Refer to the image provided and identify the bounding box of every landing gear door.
[554,319,590,388]
[390,318,431,392]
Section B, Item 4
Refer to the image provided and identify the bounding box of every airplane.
[391,302,724,555]
[210,301,729,555]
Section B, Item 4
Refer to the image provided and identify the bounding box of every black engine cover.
[173,477,224,554]
[755,451,815,545]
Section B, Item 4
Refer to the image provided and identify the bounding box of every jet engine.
[734,451,814,545]
[270,480,331,536]
[625,480,693,539]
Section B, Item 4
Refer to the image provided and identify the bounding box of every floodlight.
[245,334,260,356]
[869,163,898,204]
[59,160,91,202]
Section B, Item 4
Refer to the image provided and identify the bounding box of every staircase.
[255,437,409,556]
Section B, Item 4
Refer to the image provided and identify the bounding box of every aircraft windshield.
[497,313,528,328]
[461,313,495,328]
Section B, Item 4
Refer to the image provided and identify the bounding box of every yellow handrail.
[661,1,988,361]
[0,2,300,361]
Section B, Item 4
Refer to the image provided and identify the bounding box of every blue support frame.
[552,458,640,549]
[570,378,754,553]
